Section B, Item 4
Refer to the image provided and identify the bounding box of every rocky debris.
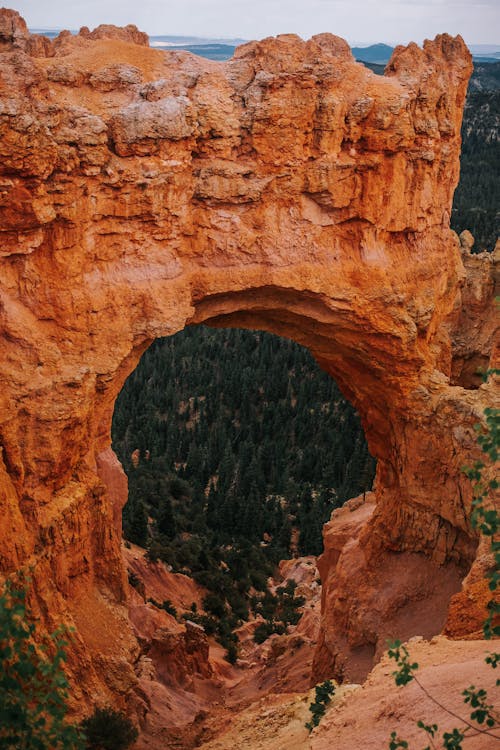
[193,160,273,204]
[0,10,498,739]
[88,63,143,91]
[120,543,235,745]
[147,621,213,689]
[196,690,316,750]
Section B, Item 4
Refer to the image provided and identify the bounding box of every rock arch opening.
[113,324,375,549]
[112,326,375,692]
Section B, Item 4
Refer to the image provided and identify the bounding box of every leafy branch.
[305,679,336,731]
[388,404,500,749]
[0,576,84,749]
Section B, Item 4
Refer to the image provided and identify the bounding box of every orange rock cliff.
[0,5,498,723]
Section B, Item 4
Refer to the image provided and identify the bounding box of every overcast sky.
[12,0,500,45]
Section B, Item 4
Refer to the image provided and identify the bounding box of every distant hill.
[359,61,385,75]
[360,59,500,91]
[352,43,394,64]
[469,44,500,60]
[352,42,500,66]
[151,42,237,61]
[149,34,246,47]
[28,28,68,38]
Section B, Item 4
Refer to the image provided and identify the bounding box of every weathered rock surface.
[0,6,498,731]
[312,494,482,683]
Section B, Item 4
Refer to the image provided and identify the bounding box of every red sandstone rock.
[79,23,149,47]
[122,543,206,615]
[96,447,128,536]
[0,7,28,48]
[313,495,472,683]
[0,8,498,732]
[194,638,498,750]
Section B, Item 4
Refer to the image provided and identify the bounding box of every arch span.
[0,8,498,708]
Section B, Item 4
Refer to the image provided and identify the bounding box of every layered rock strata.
[0,6,498,718]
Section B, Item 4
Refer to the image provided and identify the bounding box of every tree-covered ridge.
[451,86,500,251]
[113,326,374,554]
[112,326,374,650]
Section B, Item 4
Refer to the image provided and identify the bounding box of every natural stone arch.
[0,8,498,705]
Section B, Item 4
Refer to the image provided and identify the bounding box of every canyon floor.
[124,543,499,749]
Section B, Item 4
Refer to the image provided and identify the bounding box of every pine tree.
[157,496,176,539]
[127,500,149,547]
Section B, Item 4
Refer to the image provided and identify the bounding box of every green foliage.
[252,580,306,643]
[462,685,496,727]
[387,405,500,748]
[113,327,374,559]
[225,642,238,664]
[123,498,148,547]
[463,406,500,639]
[147,598,178,618]
[127,571,141,590]
[253,622,276,644]
[442,728,466,749]
[0,578,84,750]
[387,640,419,686]
[389,734,409,750]
[416,720,438,742]
[305,680,335,731]
[160,599,177,618]
[80,707,138,750]
[203,592,227,619]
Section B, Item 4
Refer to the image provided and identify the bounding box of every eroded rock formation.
[0,5,498,727]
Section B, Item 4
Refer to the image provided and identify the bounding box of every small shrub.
[225,642,238,664]
[203,592,226,618]
[127,571,140,589]
[0,578,84,749]
[253,621,275,644]
[80,706,138,750]
[305,680,335,731]
[161,599,178,618]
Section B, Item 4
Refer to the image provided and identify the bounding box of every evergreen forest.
[451,71,500,250]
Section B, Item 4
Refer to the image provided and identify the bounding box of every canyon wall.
[0,7,498,713]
